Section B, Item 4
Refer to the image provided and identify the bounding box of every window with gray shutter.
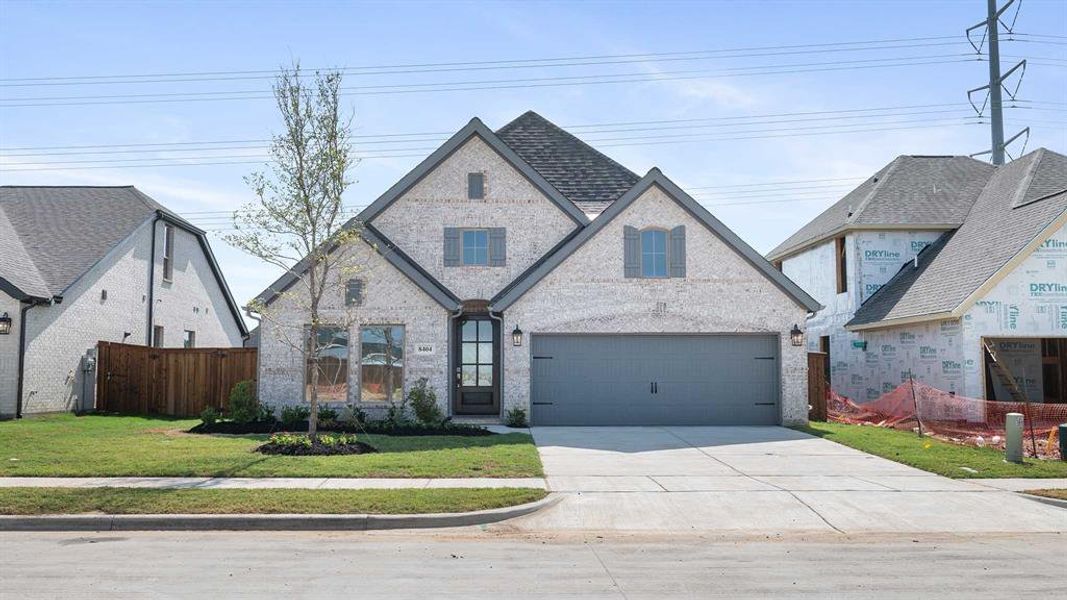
[489,228,506,266]
[669,225,686,278]
[345,279,364,306]
[444,227,460,266]
[623,226,640,278]
[468,173,485,199]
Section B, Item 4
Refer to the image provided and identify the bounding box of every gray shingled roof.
[848,148,1067,328]
[767,155,995,261]
[0,186,247,336]
[0,186,168,298]
[496,111,640,213]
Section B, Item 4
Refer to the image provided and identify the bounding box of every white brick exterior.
[257,131,813,425]
[256,239,450,413]
[503,185,810,425]
[1,219,244,417]
[373,136,579,300]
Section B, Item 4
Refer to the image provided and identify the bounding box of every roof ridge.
[1010,147,1047,208]
[529,111,640,180]
[495,110,640,180]
[845,156,904,224]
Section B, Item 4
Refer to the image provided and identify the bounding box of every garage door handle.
[532,402,553,405]
[754,402,775,406]
[754,356,776,360]
[533,356,554,360]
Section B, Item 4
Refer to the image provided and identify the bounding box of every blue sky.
[2,0,1065,316]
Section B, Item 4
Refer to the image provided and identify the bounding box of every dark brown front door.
[454,316,500,415]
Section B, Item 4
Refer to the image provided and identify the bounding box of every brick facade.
[2,219,244,417]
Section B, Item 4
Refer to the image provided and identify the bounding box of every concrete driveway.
[497,426,1067,534]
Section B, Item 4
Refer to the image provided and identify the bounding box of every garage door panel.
[530,334,779,426]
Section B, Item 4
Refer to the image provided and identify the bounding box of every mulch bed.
[255,440,378,456]
[188,420,494,437]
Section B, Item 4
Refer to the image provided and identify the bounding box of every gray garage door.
[530,334,779,426]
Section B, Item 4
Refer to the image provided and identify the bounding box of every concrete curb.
[1017,492,1067,510]
[0,494,562,532]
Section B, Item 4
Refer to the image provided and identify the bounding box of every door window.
[460,320,494,387]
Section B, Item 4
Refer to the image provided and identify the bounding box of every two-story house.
[253,111,821,426]
[0,186,248,418]
[769,149,1067,405]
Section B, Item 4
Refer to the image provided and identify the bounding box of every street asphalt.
[2,529,1065,598]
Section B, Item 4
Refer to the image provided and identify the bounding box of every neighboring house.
[0,186,248,418]
[253,111,820,426]
[769,148,1067,404]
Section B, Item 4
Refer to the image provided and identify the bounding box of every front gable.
[372,134,582,300]
[493,169,821,314]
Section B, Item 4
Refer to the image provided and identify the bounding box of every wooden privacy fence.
[96,341,257,417]
[808,352,829,422]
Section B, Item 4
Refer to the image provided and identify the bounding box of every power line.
[0,115,983,171]
[0,34,972,86]
[0,55,977,108]
[0,106,978,157]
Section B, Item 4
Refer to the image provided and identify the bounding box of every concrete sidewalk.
[0,477,547,490]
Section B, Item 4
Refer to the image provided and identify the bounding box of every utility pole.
[985,0,1005,165]
[967,0,1026,165]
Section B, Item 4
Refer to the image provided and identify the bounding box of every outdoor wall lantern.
[789,324,804,347]
[512,325,524,347]
[0,312,11,335]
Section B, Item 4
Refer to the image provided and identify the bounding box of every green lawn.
[798,422,1067,479]
[0,487,546,515]
[1025,489,1067,500]
[0,414,542,478]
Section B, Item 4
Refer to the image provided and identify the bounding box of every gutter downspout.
[15,298,49,419]
[146,211,162,345]
[486,309,505,421]
[448,306,463,416]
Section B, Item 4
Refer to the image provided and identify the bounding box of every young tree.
[228,64,363,440]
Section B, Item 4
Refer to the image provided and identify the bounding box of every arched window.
[640,229,668,278]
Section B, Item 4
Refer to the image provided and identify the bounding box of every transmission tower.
[967,0,1029,165]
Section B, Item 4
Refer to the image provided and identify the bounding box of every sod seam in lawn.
[798,422,1067,479]
[0,414,543,478]
[0,487,548,515]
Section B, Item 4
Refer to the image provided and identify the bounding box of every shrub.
[385,393,411,427]
[280,405,311,429]
[200,406,221,426]
[317,404,339,423]
[257,432,375,456]
[408,378,443,425]
[504,407,528,428]
[228,380,260,424]
[339,404,368,426]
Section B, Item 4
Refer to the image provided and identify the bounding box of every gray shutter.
[489,228,506,266]
[623,226,640,278]
[669,225,686,278]
[443,227,460,266]
[345,279,364,306]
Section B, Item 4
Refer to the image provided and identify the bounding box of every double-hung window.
[162,224,175,282]
[640,229,668,278]
[462,229,489,266]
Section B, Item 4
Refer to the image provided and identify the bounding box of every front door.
[454,316,500,415]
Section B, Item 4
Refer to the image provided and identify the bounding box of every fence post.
[1005,413,1024,463]
[908,370,922,437]
[1059,423,1066,462]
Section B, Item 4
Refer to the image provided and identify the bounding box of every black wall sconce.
[512,325,524,347]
